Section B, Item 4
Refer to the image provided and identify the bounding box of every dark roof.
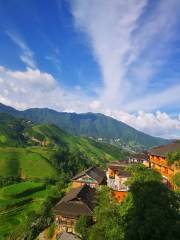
[107,160,129,169]
[131,152,148,160]
[57,231,80,240]
[117,167,131,178]
[54,184,96,217]
[72,166,105,184]
[149,142,180,157]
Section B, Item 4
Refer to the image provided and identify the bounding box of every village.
[51,141,180,240]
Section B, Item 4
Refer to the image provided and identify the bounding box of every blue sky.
[0,0,180,138]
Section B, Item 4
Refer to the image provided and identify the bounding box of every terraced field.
[0,181,56,239]
[0,147,59,180]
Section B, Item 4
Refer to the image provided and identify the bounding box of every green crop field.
[0,147,59,180]
[0,181,56,239]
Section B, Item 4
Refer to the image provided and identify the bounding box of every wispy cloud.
[45,55,61,70]
[6,31,36,69]
[71,0,180,111]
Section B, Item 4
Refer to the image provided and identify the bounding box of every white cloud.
[0,66,89,111]
[1,0,180,139]
[71,0,180,111]
[0,65,179,139]
[6,31,36,69]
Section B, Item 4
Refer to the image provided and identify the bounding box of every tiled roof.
[57,231,80,240]
[149,141,180,157]
[54,184,96,217]
[72,166,106,184]
[107,161,129,169]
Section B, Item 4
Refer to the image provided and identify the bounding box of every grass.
[0,181,56,239]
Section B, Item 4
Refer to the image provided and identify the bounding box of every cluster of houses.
[53,141,180,239]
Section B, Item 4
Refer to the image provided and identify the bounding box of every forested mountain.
[0,103,169,149]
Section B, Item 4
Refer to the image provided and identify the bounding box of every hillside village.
[46,141,180,240]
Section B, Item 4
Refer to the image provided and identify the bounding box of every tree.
[87,165,180,240]
[126,164,162,185]
[75,215,92,240]
[88,187,123,240]
[167,151,180,166]
[121,180,180,240]
[172,173,180,188]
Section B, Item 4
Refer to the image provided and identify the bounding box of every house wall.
[72,180,98,189]
[149,154,178,190]
[115,175,129,191]
[55,215,76,234]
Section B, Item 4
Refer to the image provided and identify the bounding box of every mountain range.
[0,103,169,149]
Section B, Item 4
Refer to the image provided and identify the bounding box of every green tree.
[75,215,92,239]
[167,151,180,166]
[121,181,180,240]
[126,164,162,185]
[88,187,123,240]
[172,173,180,188]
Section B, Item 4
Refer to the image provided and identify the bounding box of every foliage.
[75,215,92,240]
[47,222,56,238]
[0,113,27,146]
[167,151,180,166]
[87,166,180,240]
[121,181,180,240]
[51,147,90,178]
[88,187,123,240]
[126,164,162,185]
[172,173,180,188]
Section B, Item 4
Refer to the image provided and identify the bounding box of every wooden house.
[54,184,96,234]
[106,161,131,202]
[71,166,106,189]
[149,141,180,189]
[129,152,148,165]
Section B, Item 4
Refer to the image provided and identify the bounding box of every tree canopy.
[86,165,180,240]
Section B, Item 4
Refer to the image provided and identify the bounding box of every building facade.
[106,161,131,201]
[149,142,180,189]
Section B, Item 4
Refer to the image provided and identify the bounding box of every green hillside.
[0,103,169,149]
[0,113,129,179]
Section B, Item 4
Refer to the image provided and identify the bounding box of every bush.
[47,223,55,238]
[75,215,92,239]
[172,173,180,188]
[167,151,180,166]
